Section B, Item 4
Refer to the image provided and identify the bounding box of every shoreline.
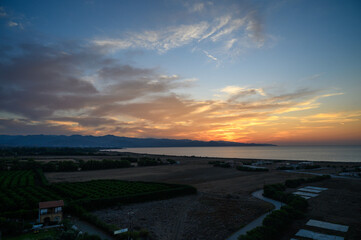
[108,150,361,164]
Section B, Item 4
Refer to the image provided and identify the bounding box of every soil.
[94,193,273,240]
[45,156,312,195]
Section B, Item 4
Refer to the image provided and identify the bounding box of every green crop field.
[0,170,196,239]
[0,185,62,213]
[51,180,174,200]
[0,176,196,219]
[0,170,36,188]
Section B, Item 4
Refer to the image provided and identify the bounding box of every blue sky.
[0,0,361,144]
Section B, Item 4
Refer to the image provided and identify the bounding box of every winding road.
[226,189,284,240]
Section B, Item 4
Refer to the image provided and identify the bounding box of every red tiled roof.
[39,200,64,209]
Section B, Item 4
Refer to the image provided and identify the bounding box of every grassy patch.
[3,229,57,240]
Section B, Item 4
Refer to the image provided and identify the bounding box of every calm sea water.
[111,146,361,162]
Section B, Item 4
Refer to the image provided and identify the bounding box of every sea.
[110,146,361,162]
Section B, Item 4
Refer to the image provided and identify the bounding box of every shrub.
[0,217,24,236]
[137,158,161,166]
[238,204,304,240]
[287,195,308,211]
[209,161,231,168]
[239,226,266,240]
[121,157,138,163]
[237,166,268,172]
[304,164,321,169]
[167,159,176,164]
[58,161,78,172]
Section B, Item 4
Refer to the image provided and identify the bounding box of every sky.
[0,0,361,145]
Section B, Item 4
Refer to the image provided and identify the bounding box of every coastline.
[109,145,361,163]
[106,149,361,164]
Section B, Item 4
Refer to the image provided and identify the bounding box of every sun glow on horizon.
[0,0,361,145]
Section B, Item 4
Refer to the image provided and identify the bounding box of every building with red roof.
[38,200,64,224]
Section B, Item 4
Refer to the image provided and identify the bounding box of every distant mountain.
[0,135,276,148]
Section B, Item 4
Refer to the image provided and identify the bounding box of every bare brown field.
[94,193,273,240]
[45,157,312,195]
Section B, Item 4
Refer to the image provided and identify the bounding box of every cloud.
[220,85,266,101]
[210,17,246,41]
[0,6,25,29]
[301,110,361,124]
[92,5,266,57]
[94,22,209,53]
[0,7,7,17]
[0,43,351,142]
[0,43,189,119]
[7,20,18,27]
[202,50,218,61]
[188,3,205,12]
[225,38,237,50]
[245,11,264,47]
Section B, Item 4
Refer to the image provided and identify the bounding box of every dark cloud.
[0,118,75,135]
[0,43,184,119]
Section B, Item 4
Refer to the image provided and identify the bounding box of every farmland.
[0,170,36,188]
[1,150,360,240]
[0,169,196,222]
[52,180,179,200]
[0,185,61,213]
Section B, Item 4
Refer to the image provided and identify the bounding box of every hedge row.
[285,175,331,188]
[73,185,197,211]
[208,161,231,168]
[239,204,304,240]
[80,159,131,170]
[277,164,321,170]
[263,184,308,211]
[237,166,269,172]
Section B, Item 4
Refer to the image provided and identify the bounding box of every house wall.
[39,211,63,223]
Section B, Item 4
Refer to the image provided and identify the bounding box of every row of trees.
[237,166,269,172]
[0,147,100,156]
[42,159,132,172]
[208,161,232,168]
[277,164,321,170]
[284,175,331,188]
[1,156,176,172]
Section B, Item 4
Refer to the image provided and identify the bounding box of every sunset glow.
[1,0,361,145]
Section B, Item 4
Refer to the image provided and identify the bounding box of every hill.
[0,135,275,148]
